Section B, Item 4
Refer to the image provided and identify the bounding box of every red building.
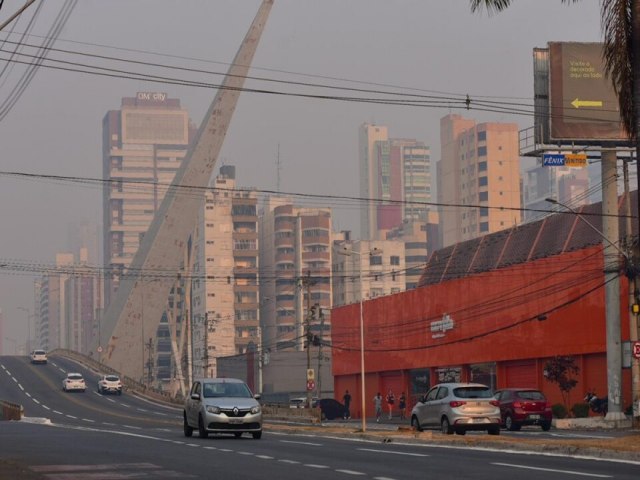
[331,199,635,418]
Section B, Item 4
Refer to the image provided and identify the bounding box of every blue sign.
[543,154,566,166]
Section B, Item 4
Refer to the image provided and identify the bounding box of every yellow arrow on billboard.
[571,98,603,109]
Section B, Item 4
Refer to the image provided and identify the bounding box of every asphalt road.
[1,354,639,480]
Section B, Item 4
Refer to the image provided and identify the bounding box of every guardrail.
[1,400,23,421]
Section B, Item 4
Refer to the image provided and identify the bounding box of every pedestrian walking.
[399,392,406,420]
[373,392,383,422]
[386,389,395,420]
[343,389,352,420]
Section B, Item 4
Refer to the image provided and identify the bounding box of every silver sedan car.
[183,378,262,439]
[411,382,501,435]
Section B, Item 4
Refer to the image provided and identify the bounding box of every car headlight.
[250,406,261,415]
[206,406,221,414]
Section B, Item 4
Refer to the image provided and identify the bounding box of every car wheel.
[252,431,262,439]
[541,421,551,432]
[441,417,454,435]
[234,432,243,438]
[198,414,208,439]
[488,426,501,435]
[183,413,193,437]
[411,415,423,432]
[505,414,520,431]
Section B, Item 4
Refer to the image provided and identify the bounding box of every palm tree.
[470,1,639,158]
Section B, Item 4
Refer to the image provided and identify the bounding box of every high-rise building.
[438,114,521,248]
[259,199,332,351]
[332,237,405,307]
[358,123,432,241]
[523,164,590,223]
[102,92,194,307]
[191,166,260,378]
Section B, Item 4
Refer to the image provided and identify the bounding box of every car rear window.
[453,386,493,399]
[34,350,46,355]
[105,376,120,382]
[516,390,545,401]
[68,374,83,380]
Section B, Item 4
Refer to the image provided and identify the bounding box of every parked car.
[410,383,501,435]
[314,398,347,421]
[494,388,552,431]
[30,350,47,364]
[62,373,86,392]
[183,378,262,439]
[97,374,123,395]
[289,397,318,408]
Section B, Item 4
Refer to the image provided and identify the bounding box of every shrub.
[552,403,568,419]
[571,402,589,418]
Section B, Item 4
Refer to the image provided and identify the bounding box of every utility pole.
[145,337,154,386]
[316,307,324,399]
[303,272,314,409]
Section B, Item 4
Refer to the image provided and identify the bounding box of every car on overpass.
[183,378,262,439]
[62,373,86,393]
[97,374,123,395]
[29,350,47,364]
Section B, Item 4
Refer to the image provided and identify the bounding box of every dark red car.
[494,388,552,431]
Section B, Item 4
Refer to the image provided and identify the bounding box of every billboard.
[548,42,626,142]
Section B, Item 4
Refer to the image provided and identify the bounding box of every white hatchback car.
[97,374,123,395]
[62,373,86,392]
[30,350,47,364]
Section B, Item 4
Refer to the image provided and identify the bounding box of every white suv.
[30,350,47,364]
[97,374,123,395]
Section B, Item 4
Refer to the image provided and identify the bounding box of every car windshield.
[453,386,493,399]
[68,374,83,380]
[517,390,545,401]
[105,376,120,382]
[34,350,46,355]
[203,382,252,398]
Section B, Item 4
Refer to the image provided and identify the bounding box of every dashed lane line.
[32,398,40,405]
[335,470,366,476]
[305,464,330,469]
[491,463,612,478]
[52,410,63,415]
[358,448,429,457]
[255,455,274,460]
[82,419,95,423]
[65,415,77,419]
[42,405,50,410]
[279,460,300,465]
[280,440,323,446]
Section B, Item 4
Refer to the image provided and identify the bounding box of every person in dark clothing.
[343,390,352,420]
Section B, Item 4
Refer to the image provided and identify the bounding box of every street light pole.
[546,196,627,421]
[338,244,382,433]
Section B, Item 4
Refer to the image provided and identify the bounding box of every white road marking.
[136,408,148,412]
[58,367,65,373]
[66,415,77,419]
[0,364,5,370]
[305,464,330,469]
[237,451,254,456]
[186,443,199,447]
[155,428,172,432]
[255,455,273,460]
[279,460,300,465]
[123,425,141,430]
[31,463,161,472]
[172,441,185,445]
[491,463,613,478]
[53,410,63,415]
[120,403,131,408]
[82,419,95,423]
[42,405,50,410]
[280,440,323,446]
[50,362,57,367]
[18,383,24,390]
[336,470,366,476]
[25,392,31,398]
[11,376,17,382]
[203,446,217,450]
[107,398,116,403]
[32,398,40,404]
[218,448,233,452]
[156,412,167,416]
[92,391,101,397]
[374,477,398,480]
[102,422,116,426]
[358,448,429,457]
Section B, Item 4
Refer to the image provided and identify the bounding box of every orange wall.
[331,246,632,416]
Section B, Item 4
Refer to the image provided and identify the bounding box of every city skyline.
[0,1,603,349]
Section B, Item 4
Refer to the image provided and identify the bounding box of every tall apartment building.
[358,123,432,241]
[259,199,332,351]
[191,166,260,379]
[438,114,521,248]
[523,164,590,223]
[102,92,193,307]
[332,237,405,307]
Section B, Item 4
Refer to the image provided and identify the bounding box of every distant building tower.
[259,199,332,351]
[102,92,194,308]
[523,164,590,223]
[191,167,260,378]
[359,124,432,241]
[438,114,521,248]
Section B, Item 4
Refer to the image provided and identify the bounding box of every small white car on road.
[97,374,122,395]
[62,373,86,392]
[30,350,47,364]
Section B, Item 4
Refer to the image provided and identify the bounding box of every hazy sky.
[0,0,602,350]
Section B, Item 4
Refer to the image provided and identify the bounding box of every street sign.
[307,368,315,381]
[97,346,103,353]
[633,341,640,359]
[542,153,587,168]
[542,154,566,166]
[306,380,315,391]
[565,153,588,167]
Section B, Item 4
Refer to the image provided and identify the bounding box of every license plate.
[228,418,243,424]
[529,414,540,420]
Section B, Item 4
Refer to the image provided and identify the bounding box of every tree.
[544,356,580,408]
